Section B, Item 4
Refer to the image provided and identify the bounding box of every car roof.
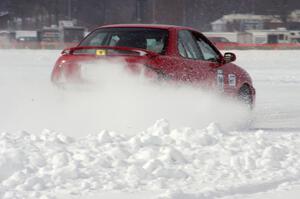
[99,24,199,32]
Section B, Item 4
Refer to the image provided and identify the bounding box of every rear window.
[79,28,168,54]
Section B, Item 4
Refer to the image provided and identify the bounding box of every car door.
[174,30,220,88]
[192,32,239,92]
[174,30,204,82]
[191,31,226,90]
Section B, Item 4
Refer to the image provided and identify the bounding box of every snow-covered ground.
[236,50,300,130]
[0,49,300,199]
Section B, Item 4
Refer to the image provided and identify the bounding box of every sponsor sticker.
[96,49,106,56]
[228,74,236,87]
[216,69,224,90]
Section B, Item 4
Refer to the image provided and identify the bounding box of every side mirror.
[223,52,236,64]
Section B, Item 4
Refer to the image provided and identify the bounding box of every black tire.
[238,85,253,109]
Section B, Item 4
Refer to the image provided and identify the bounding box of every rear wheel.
[238,85,253,109]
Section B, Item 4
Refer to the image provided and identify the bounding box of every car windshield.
[79,28,168,54]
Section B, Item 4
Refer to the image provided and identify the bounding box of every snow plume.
[60,58,252,133]
[0,52,251,136]
[1,120,300,199]
[0,50,249,136]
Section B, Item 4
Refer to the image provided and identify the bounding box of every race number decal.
[96,49,106,56]
[228,74,236,87]
[216,69,224,90]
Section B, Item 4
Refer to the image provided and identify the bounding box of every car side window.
[109,35,120,46]
[88,32,107,46]
[178,30,203,59]
[178,40,188,57]
[194,34,220,62]
[146,38,165,53]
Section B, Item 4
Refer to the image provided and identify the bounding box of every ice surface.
[233,50,300,130]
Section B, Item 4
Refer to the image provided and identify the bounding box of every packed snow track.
[0,49,300,199]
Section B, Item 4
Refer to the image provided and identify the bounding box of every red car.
[51,24,255,107]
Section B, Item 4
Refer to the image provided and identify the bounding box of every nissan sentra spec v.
[51,24,256,107]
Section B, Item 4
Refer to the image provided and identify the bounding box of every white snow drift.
[1,120,300,199]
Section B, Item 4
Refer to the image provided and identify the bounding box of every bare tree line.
[0,0,299,30]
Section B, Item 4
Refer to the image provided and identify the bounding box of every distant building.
[289,10,300,22]
[288,10,300,30]
[211,19,227,32]
[211,14,283,32]
[209,12,300,44]
[247,29,290,44]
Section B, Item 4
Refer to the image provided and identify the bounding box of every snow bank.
[1,120,300,199]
